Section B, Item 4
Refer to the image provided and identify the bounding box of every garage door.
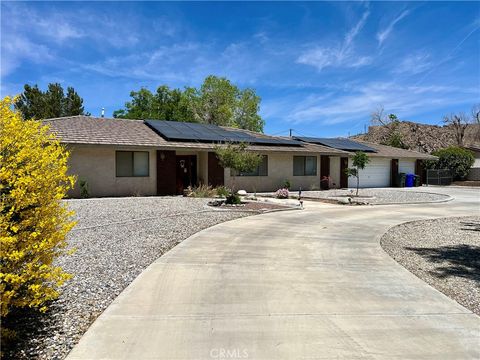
[399,159,415,174]
[348,158,391,188]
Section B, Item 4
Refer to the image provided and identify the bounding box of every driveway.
[67,187,480,360]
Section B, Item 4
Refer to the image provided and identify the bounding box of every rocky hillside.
[353,121,480,153]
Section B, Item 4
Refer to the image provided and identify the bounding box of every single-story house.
[44,116,435,197]
[465,144,480,181]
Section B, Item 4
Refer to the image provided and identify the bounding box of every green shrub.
[283,179,291,190]
[225,193,241,205]
[430,146,475,180]
[79,179,89,198]
[216,186,230,198]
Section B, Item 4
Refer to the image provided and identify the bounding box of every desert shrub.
[275,188,289,199]
[429,146,475,180]
[0,96,76,317]
[185,184,216,198]
[225,193,241,205]
[79,179,89,198]
[216,186,230,198]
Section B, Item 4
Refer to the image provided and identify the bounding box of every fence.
[425,169,452,186]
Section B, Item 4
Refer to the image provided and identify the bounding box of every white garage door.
[348,158,391,188]
[399,159,415,174]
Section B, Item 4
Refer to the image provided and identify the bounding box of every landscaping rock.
[291,188,449,204]
[2,197,253,360]
[381,216,480,315]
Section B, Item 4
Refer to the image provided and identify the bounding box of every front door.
[391,159,399,187]
[340,157,349,188]
[176,155,197,195]
[157,150,176,195]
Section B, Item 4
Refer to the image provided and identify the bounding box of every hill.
[352,121,480,153]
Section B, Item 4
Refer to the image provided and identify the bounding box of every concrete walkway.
[67,187,480,359]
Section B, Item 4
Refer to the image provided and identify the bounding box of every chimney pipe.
[101,108,105,118]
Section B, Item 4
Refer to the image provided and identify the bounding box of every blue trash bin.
[405,173,415,187]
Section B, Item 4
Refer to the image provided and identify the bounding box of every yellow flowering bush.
[0,96,76,317]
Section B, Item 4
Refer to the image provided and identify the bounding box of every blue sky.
[1,1,479,137]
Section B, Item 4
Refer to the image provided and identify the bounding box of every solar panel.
[293,136,377,152]
[145,120,302,146]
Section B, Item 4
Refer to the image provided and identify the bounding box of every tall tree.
[113,86,195,122]
[114,75,265,132]
[64,87,85,116]
[234,88,264,132]
[44,83,65,118]
[14,84,45,120]
[195,76,237,126]
[15,83,87,120]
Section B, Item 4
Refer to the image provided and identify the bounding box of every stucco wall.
[68,145,157,198]
[196,151,208,185]
[224,152,322,192]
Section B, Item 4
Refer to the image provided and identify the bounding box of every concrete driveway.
[67,187,480,360]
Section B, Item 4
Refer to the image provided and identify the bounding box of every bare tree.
[471,104,480,143]
[472,104,480,124]
[371,105,388,126]
[370,105,405,148]
[443,112,470,146]
[371,105,400,127]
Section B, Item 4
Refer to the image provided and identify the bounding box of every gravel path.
[298,188,450,204]
[381,216,480,315]
[3,197,253,360]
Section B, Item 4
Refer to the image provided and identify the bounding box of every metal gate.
[425,169,452,185]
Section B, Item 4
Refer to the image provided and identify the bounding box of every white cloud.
[296,9,372,71]
[1,36,54,77]
[376,10,410,47]
[3,3,84,43]
[394,52,432,75]
[263,82,478,126]
[82,39,273,87]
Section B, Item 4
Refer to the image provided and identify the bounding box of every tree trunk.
[356,176,359,196]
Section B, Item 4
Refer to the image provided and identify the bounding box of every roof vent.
[101,107,105,118]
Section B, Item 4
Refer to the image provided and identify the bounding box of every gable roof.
[43,116,348,155]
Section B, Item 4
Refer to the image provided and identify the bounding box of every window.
[231,155,268,176]
[116,151,149,177]
[293,156,317,176]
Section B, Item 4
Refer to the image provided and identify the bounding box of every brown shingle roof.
[43,116,348,155]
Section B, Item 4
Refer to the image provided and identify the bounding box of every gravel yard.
[297,188,450,204]
[3,197,255,360]
[381,216,480,315]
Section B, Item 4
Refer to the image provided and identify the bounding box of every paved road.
[67,187,480,359]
